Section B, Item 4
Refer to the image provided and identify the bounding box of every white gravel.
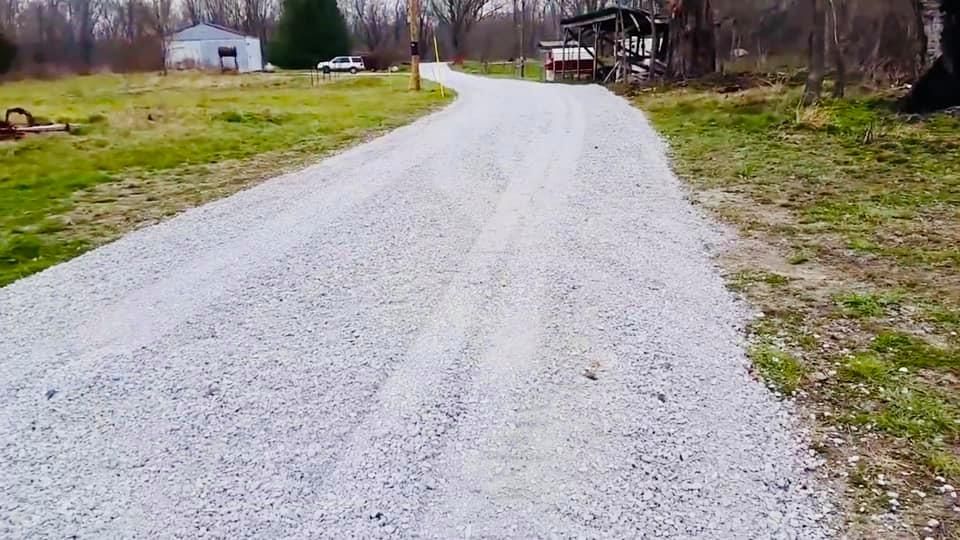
[0,64,835,537]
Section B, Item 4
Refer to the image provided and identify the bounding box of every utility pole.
[519,0,525,78]
[409,0,421,90]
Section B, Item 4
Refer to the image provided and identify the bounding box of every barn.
[166,23,264,73]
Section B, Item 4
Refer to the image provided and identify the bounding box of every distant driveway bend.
[0,64,834,538]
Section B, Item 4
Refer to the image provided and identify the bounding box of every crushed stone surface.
[0,64,836,538]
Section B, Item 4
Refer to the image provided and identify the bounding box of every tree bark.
[803,0,826,105]
[902,0,960,112]
[828,0,846,98]
[666,0,716,79]
[919,0,944,64]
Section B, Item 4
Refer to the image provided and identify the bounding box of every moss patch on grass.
[0,72,451,286]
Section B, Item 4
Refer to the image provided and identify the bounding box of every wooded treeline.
[0,0,949,85]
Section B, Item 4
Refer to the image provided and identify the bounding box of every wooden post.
[577,27,583,80]
[650,0,659,78]
[519,0,526,78]
[409,0,421,90]
[592,23,599,81]
[619,8,627,82]
[560,29,568,81]
[614,10,621,82]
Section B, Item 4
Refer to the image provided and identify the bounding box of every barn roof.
[560,7,667,35]
[169,22,253,42]
[537,40,565,49]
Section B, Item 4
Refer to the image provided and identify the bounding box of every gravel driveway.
[1,65,835,538]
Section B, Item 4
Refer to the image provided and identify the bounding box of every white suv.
[318,56,365,74]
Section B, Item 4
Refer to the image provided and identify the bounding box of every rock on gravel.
[0,64,836,537]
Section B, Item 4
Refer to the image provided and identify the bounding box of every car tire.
[322,66,331,74]
[350,67,358,74]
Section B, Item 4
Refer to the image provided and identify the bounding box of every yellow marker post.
[433,35,445,98]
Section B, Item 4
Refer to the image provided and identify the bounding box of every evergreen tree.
[270,0,351,68]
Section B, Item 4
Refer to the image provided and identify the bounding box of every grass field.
[0,72,451,286]
[632,83,960,534]
[455,60,544,81]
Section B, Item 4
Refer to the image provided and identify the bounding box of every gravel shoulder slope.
[1,64,835,537]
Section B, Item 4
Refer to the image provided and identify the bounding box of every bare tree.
[203,0,242,26]
[149,0,171,72]
[430,0,493,57]
[564,0,601,17]
[67,0,101,69]
[666,0,717,79]
[0,0,21,33]
[352,0,389,51]
[803,0,826,104]
[827,0,847,97]
[241,0,273,48]
[182,0,204,24]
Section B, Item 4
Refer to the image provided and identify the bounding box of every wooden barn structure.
[548,7,669,83]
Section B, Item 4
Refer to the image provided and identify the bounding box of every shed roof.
[170,22,253,41]
[537,40,565,49]
[560,7,667,35]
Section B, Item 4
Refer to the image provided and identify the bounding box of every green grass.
[842,350,960,474]
[835,291,902,318]
[455,60,544,81]
[868,388,958,441]
[0,72,451,286]
[749,344,805,394]
[843,352,893,382]
[872,331,958,370]
[927,450,960,478]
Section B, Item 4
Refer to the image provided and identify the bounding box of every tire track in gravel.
[309,82,584,536]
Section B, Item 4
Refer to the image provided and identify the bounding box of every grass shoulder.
[0,72,452,286]
[631,81,960,536]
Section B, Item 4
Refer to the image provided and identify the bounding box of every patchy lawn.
[632,83,960,536]
[454,60,544,81]
[0,72,451,286]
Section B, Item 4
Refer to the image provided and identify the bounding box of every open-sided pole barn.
[549,7,669,83]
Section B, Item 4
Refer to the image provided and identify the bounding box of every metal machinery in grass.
[546,7,669,83]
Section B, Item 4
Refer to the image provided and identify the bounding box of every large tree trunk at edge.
[803,0,826,105]
[918,0,945,64]
[666,0,716,79]
[902,0,960,113]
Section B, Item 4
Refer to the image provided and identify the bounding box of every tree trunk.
[803,0,826,105]
[666,0,716,79]
[828,0,846,98]
[903,0,960,112]
[450,25,463,59]
[919,0,944,64]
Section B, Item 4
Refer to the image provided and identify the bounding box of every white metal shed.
[166,23,264,73]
